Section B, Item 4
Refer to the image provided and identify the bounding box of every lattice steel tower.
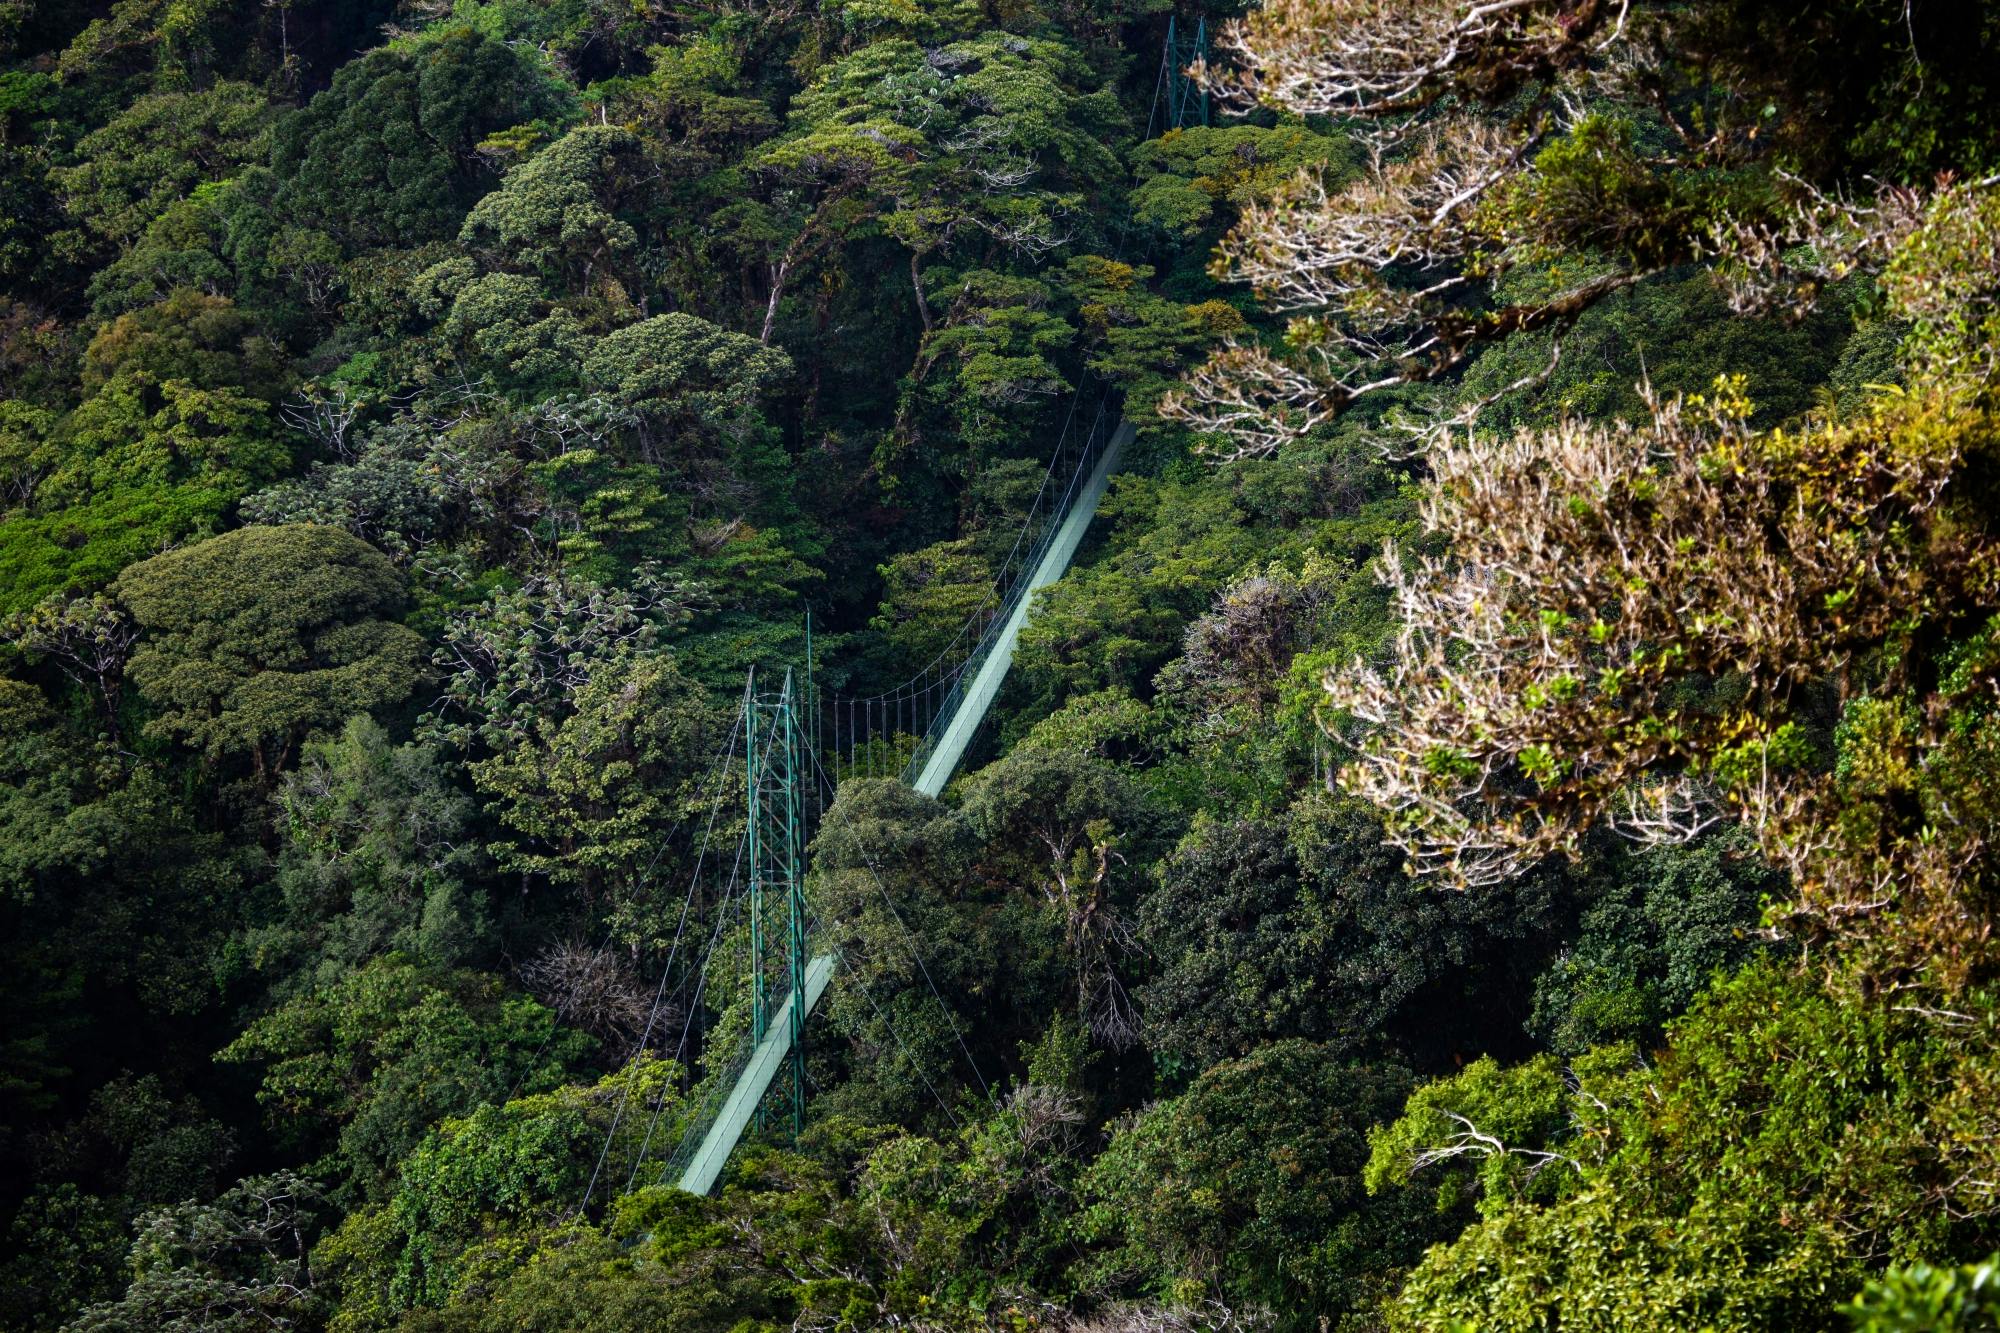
[1162,13,1210,131]
[744,667,811,1138]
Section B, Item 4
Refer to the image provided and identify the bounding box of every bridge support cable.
[623,887,732,1189]
[668,410,1123,1193]
[652,800,774,1183]
[811,370,1114,783]
[803,743,991,1100]
[573,696,748,1217]
[673,952,837,1196]
[670,668,834,1193]
[580,678,798,1206]
[811,11,1204,786]
[810,391,1128,795]
[736,667,817,1140]
[1160,13,1211,131]
[622,784,761,1194]
[834,953,963,1131]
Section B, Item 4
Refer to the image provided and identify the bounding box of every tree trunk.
[910,251,933,334]
[760,258,791,344]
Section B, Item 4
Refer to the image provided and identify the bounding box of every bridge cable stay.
[1161,13,1210,132]
[661,399,1125,1193]
[588,682,842,1201]
[500,689,759,1112]
[908,406,1130,797]
[667,669,826,1194]
[624,832,753,1192]
[663,914,963,1191]
[812,384,1104,786]
[578,508,1073,1203]
[836,952,965,1131]
[813,11,1205,789]
[743,666,811,1139]
[574,679,810,1210]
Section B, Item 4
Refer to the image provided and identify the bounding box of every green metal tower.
[1162,13,1210,131]
[744,667,810,1138]
[674,666,831,1193]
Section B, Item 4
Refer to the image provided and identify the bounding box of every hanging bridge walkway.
[672,403,1128,1195]
[571,18,1213,1206]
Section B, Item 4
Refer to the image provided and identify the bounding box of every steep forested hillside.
[2,1,1999,1329]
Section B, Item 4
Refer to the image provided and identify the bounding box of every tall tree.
[117,524,425,778]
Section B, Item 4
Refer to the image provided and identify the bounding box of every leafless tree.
[282,384,366,461]
[1041,827,1143,1051]
[520,940,664,1059]
[2,592,138,744]
[1159,0,1944,461]
[1328,375,1963,885]
[1204,0,1631,120]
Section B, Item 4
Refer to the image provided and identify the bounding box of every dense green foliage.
[3,1,1999,1330]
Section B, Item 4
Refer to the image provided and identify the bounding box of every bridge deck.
[675,953,837,1195]
[913,421,1131,798]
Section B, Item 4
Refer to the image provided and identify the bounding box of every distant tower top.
[1163,13,1210,131]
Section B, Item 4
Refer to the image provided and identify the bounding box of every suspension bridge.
[665,400,1128,1196]
[577,16,1212,1205]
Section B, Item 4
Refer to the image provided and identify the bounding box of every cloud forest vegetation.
[1,0,1999,1330]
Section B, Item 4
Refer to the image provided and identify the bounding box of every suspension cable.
[576,689,765,1216]
[805,741,993,1101]
[836,953,963,1131]
[623,812,753,1193]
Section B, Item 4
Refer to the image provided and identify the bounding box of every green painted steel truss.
[1162,14,1210,131]
[744,667,812,1140]
[674,667,824,1195]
